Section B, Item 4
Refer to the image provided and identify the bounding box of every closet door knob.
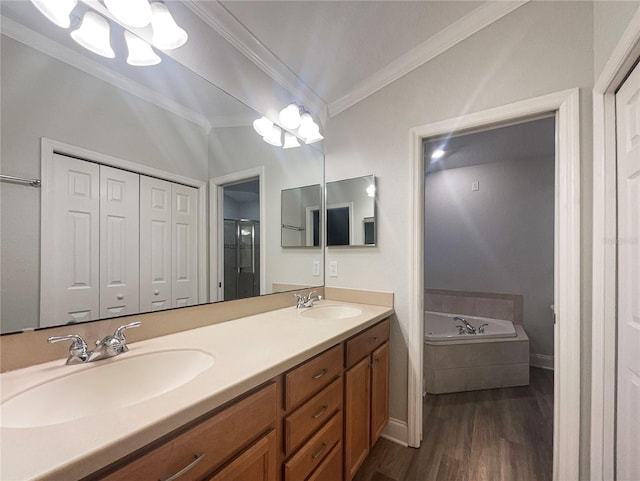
[154,290,160,295]
[116,294,124,300]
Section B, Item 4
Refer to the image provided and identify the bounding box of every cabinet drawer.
[345,319,390,368]
[284,412,342,481]
[100,383,276,481]
[285,344,343,410]
[306,441,343,481]
[284,377,343,456]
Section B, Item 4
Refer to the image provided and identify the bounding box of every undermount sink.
[1,349,214,429]
[300,305,362,320]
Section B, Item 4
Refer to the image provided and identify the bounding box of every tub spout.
[453,316,476,334]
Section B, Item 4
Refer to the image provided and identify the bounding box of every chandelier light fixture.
[29,0,188,66]
[253,103,323,149]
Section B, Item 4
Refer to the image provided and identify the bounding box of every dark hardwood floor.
[354,368,554,481]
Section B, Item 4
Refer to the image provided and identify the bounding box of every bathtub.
[424,311,517,342]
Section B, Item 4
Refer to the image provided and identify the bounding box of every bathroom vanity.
[0,299,392,481]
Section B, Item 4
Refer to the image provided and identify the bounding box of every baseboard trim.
[380,417,409,447]
[530,353,554,370]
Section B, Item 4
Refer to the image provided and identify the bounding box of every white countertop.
[0,300,393,481]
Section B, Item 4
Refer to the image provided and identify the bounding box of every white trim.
[591,9,640,480]
[305,205,321,247]
[530,353,555,371]
[380,418,409,447]
[328,1,528,117]
[182,1,327,125]
[1,16,211,132]
[409,88,581,481]
[209,167,267,301]
[40,138,208,308]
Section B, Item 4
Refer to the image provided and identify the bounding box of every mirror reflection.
[0,2,324,334]
[281,184,322,248]
[326,175,376,247]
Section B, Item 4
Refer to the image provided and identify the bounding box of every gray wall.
[424,156,555,358]
[593,1,640,81]
[0,37,208,333]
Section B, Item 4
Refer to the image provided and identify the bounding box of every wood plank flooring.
[354,368,553,481]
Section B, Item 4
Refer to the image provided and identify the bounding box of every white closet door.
[616,60,640,481]
[172,183,198,307]
[41,154,99,327]
[140,176,172,312]
[99,165,140,318]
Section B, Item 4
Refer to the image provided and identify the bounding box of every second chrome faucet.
[48,321,141,365]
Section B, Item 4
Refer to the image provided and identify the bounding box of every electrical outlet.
[329,261,338,277]
[472,181,480,191]
[312,260,320,276]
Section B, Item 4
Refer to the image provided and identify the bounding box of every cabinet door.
[41,153,100,326]
[344,356,371,481]
[139,176,172,312]
[172,183,198,308]
[370,342,389,446]
[99,165,139,318]
[207,431,276,481]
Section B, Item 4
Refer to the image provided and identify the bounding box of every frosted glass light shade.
[303,128,324,144]
[150,2,188,50]
[263,125,282,147]
[125,32,161,66]
[279,104,301,130]
[298,113,323,144]
[104,0,152,28]
[253,117,273,137]
[30,0,78,28]
[71,12,115,59]
[283,132,301,149]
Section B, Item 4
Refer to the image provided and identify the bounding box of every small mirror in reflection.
[281,184,322,248]
[326,175,376,247]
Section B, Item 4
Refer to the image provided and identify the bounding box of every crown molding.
[1,16,213,132]
[328,0,529,117]
[183,1,328,124]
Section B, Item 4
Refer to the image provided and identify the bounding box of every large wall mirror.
[326,175,376,247]
[0,2,324,334]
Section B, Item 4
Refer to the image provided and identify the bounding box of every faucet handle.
[48,334,89,363]
[113,321,141,341]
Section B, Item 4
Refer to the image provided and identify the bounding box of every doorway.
[409,89,581,480]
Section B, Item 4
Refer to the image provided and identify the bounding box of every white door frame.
[209,167,266,301]
[591,11,640,480]
[409,88,582,481]
[40,138,208,308]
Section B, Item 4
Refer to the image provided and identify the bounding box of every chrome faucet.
[453,316,476,334]
[295,291,323,309]
[48,321,141,365]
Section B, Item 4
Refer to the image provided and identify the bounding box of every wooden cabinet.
[343,319,390,481]
[207,430,277,481]
[96,383,276,481]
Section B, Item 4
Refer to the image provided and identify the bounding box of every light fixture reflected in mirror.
[263,124,283,147]
[125,31,161,66]
[150,1,188,50]
[30,0,78,28]
[253,116,273,137]
[431,148,445,160]
[283,132,301,149]
[71,11,115,59]
[104,0,152,28]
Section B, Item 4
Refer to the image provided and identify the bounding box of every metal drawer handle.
[369,336,378,344]
[162,452,205,481]
[312,368,328,380]
[311,442,327,459]
[311,404,328,419]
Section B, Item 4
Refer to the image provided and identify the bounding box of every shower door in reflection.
[223,219,260,300]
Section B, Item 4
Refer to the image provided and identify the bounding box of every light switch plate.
[472,181,480,191]
[329,261,338,277]
[312,260,320,276]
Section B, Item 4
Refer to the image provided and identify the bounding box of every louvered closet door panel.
[99,165,140,318]
[140,176,172,312]
[41,154,100,327]
[172,183,198,308]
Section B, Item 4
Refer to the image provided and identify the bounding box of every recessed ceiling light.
[431,148,445,160]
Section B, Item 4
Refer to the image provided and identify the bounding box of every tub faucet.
[453,316,476,334]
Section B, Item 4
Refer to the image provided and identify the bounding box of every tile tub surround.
[424,325,529,394]
[0,298,393,481]
[424,288,523,325]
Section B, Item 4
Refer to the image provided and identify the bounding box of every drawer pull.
[311,404,329,419]
[311,368,328,380]
[311,442,327,459]
[162,452,205,481]
[369,336,379,344]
